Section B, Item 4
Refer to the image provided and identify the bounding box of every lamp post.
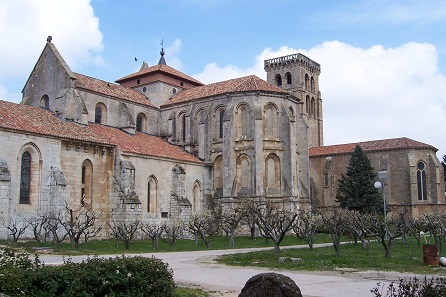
[374,171,388,241]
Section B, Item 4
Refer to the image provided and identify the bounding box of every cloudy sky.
[1,0,446,157]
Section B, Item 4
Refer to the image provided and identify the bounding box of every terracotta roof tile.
[74,73,158,108]
[115,64,203,86]
[310,138,437,157]
[0,100,111,145]
[0,100,202,164]
[161,75,291,107]
[89,124,203,164]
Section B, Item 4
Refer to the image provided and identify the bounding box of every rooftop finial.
[158,39,166,65]
[47,36,52,43]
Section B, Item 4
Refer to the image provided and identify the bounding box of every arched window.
[219,109,225,139]
[81,159,93,208]
[213,155,223,191]
[310,76,315,92]
[311,98,316,118]
[178,112,186,143]
[192,181,202,213]
[417,161,427,200]
[194,109,203,143]
[264,104,278,138]
[94,103,107,124]
[136,113,147,132]
[305,74,310,90]
[147,176,158,213]
[289,106,295,118]
[324,157,332,187]
[236,105,249,138]
[40,94,49,109]
[275,74,282,86]
[265,154,280,192]
[19,152,32,204]
[236,154,251,195]
[285,72,292,85]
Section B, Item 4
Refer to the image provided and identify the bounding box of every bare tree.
[255,200,297,256]
[345,210,374,254]
[407,217,425,248]
[318,208,348,257]
[61,203,102,249]
[160,219,184,248]
[109,220,140,250]
[1,217,28,242]
[188,211,219,249]
[46,211,68,247]
[219,207,244,247]
[423,214,446,252]
[140,219,163,249]
[292,209,322,251]
[239,198,258,239]
[25,215,50,243]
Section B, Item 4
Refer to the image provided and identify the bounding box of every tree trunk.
[273,243,280,256]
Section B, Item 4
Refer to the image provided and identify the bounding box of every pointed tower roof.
[158,46,166,65]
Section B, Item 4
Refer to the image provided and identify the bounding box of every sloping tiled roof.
[115,64,203,86]
[89,124,203,164]
[74,73,158,108]
[0,100,111,145]
[310,137,437,157]
[0,100,202,164]
[161,75,291,107]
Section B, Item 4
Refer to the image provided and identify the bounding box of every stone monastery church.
[0,38,444,239]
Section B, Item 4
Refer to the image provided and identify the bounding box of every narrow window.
[311,98,316,118]
[136,116,143,132]
[148,177,157,213]
[324,157,332,187]
[219,109,225,139]
[193,182,201,213]
[306,96,310,115]
[182,114,186,142]
[241,107,248,137]
[81,160,93,208]
[19,152,31,204]
[305,74,310,90]
[40,95,49,109]
[286,72,292,85]
[310,76,315,92]
[95,106,102,123]
[417,161,427,200]
[137,79,140,84]
[275,74,282,86]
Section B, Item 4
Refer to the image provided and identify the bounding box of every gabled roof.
[309,137,437,157]
[115,64,203,86]
[161,75,292,107]
[22,41,76,93]
[89,124,203,164]
[0,100,202,164]
[0,100,111,145]
[74,73,158,109]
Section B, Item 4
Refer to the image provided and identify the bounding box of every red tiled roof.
[115,64,203,86]
[310,137,437,157]
[0,100,202,164]
[161,75,291,107]
[74,73,158,108]
[0,100,111,145]
[89,124,203,164]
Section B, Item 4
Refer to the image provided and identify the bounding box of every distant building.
[0,38,443,239]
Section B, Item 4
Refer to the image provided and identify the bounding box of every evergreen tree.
[336,145,383,213]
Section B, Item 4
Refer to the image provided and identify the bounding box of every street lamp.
[374,171,388,241]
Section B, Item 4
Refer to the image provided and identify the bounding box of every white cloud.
[194,41,446,157]
[0,0,103,102]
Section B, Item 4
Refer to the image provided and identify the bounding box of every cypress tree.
[335,145,383,213]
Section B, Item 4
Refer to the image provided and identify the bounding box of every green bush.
[372,276,446,297]
[0,246,175,297]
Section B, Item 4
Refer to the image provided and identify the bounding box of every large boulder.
[238,272,302,297]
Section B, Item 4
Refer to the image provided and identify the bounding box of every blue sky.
[1,0,446,157]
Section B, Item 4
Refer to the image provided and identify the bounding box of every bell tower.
[264,53,323,147]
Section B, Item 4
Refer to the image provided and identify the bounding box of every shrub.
[0,248,175,297]
[371,276,446,297]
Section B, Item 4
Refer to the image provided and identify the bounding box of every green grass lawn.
[0,234,329,255]
[216,237,446,275]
